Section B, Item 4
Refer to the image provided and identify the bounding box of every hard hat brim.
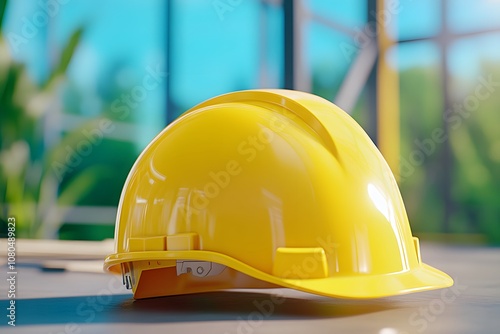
[104,249,453,299]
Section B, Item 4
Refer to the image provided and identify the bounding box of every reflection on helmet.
[104,89,453,299]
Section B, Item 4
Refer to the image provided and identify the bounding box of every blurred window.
[3,0,499,243]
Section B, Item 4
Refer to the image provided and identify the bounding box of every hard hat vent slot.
[273,247,328,279]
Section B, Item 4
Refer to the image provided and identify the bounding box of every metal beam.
[335,42,378,114]
[376,0,400,178]
[398,25,500,44]
[439,0,452,233]
[283,0,295,89]
[283,0,310,91]
[166,0,174,124]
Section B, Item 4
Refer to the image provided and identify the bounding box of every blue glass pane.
[448,0,500,33]
[448,33,500,80]
[389,40,440,70]
[3,1,51,82]
[392,0,440,41]
[170,0,283,117]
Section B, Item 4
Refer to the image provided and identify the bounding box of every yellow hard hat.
[104,89,453,299]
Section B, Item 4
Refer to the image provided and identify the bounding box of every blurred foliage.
[0,19,89,237]
[399,66,445,234]
[0,0,137,239]
[448,63,500,244]
[312,60,500,245]
[399,63,500,244]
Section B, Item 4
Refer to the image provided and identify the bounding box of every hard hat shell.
[104,89,453,299]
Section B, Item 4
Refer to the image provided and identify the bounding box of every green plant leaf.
[0,0,7,32]
[44,27,84,88]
